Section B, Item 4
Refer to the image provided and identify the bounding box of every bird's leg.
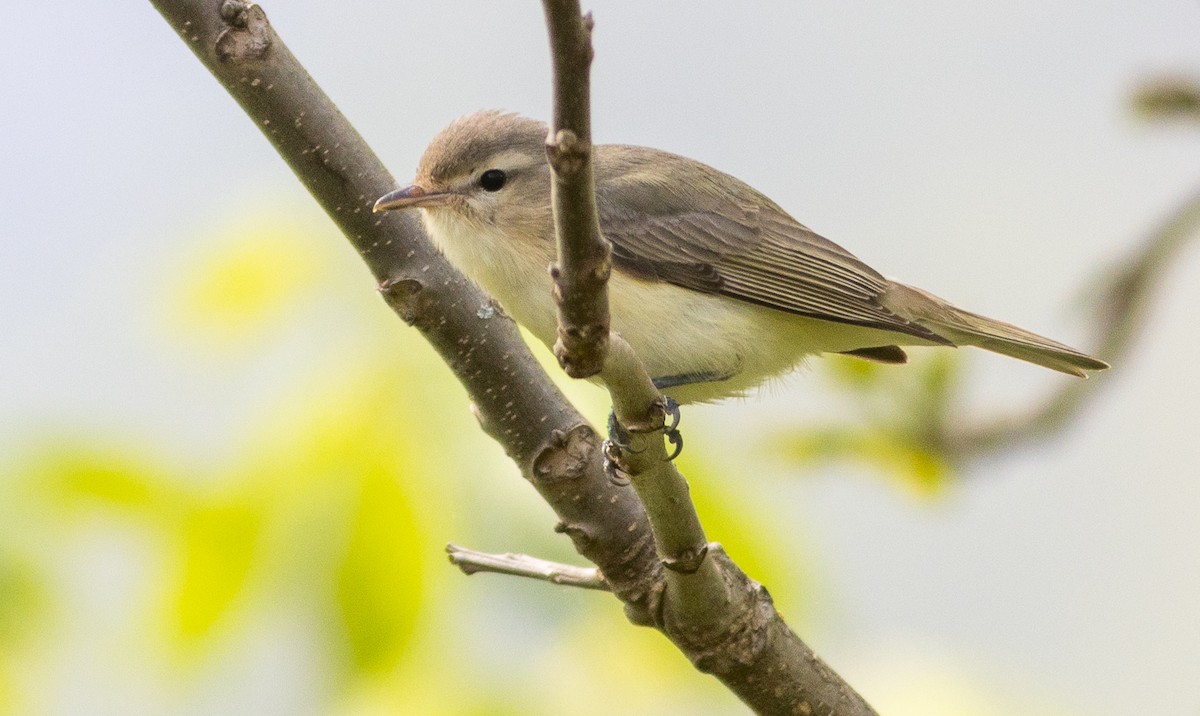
[646,370,734,463]
[602,395,684,483]
[651,370,733,392]
[606,408,633,449]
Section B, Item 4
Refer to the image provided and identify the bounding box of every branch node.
[545,128,589,174]
[554,520,595,550]
[215,2,270,62]
[219,0,250,25]
[662,543,708,574]
[468,402,487,430]
[554,328,609,378]
[668,546,775,674]
[376,276,424,325]
[531,424,599,482]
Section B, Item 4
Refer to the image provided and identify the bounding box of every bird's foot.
[602,396,684,485]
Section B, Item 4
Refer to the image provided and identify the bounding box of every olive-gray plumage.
[375,111,1107,403]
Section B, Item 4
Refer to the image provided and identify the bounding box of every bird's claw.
[665,427,684,461]
[660,396,681,432]
[602,438,630,486]
[658,397,684,461]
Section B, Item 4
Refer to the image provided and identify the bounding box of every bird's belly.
[606,274,931,402]
[494,270,919,403]
[606,274,874,402]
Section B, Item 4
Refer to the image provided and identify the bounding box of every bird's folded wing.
[599,193,948,344]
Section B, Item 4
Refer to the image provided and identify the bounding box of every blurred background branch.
[1132,76,1200,122]
[943,182,1200,458]
[783,74,1200,483]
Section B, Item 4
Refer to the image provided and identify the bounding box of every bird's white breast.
[422,208,562,343]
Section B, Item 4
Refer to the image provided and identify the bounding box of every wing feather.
[596,146,948,344]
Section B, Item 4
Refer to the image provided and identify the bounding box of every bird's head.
[374,111,552,237]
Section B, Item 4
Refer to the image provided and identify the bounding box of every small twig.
[447,544,609,591]
[541,0,612,378]
[945,185,1200,457]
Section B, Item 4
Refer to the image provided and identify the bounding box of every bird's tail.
[882,282,1109,377]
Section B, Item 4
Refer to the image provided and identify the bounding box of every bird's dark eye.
[479,169,507,192]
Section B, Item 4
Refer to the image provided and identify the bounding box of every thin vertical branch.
[598,335,879,716]
[539,3,879,714]
[541,0,612,378]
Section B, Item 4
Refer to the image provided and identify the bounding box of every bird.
[374,110,1107,404]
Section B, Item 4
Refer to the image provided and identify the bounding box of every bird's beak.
[372,184,454,212]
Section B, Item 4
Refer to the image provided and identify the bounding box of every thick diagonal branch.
[541,0,612,378]
[148,0,659,616]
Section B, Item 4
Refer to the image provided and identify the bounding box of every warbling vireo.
[374,111,1108,404]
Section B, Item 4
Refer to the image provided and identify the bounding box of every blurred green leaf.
[781,351,964,495]
[0,555,46,648]
[782,427,953,497]
[257,365,438,676]
[31,443,175,513]
[165,215,326,346]
[334,463,425,674]
[172,497,265,642]
[825,353,889,390]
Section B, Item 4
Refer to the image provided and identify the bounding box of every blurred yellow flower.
[166,214,325,344]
